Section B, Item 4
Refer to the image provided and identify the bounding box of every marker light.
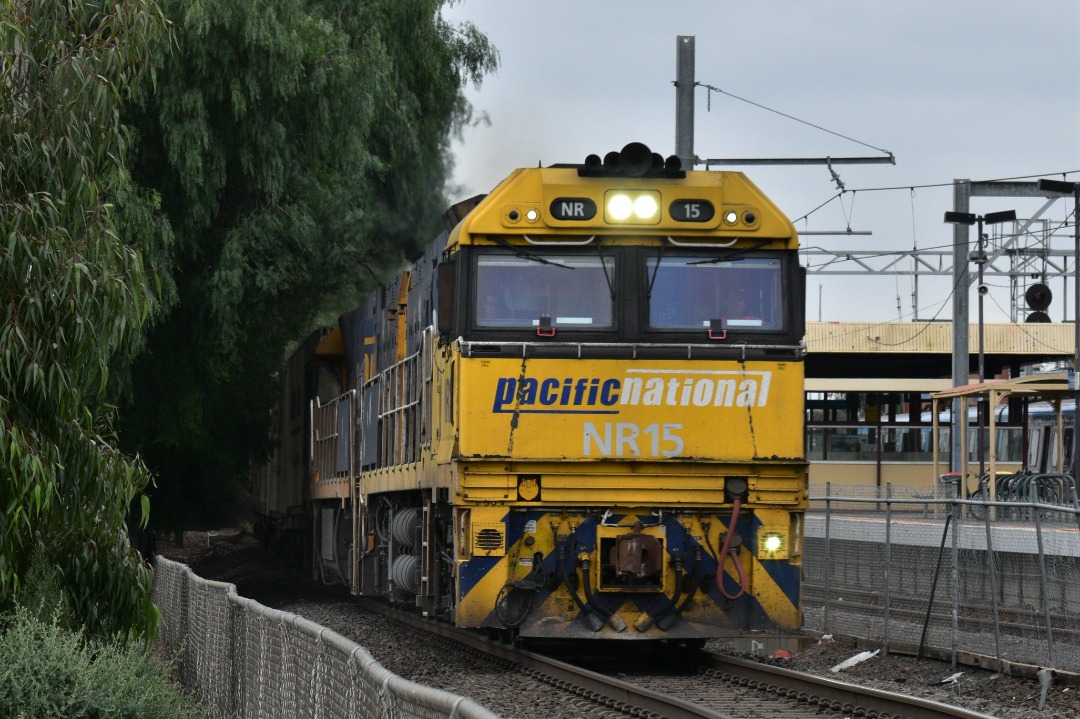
[723,210,739,225]
[758,530,787,559]
[604,190,661,224]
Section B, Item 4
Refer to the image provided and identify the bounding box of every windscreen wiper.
[687,240,771,265]
[646,244,666,298]
[490,237,573,269]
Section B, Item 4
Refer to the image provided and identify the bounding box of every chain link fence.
[803,483,1080,674]
[152,557,502,719]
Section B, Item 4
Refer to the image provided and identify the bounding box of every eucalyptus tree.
[0,0,171,637]
[117,0,497,529]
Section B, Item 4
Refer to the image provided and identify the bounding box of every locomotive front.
[435,143,808,640]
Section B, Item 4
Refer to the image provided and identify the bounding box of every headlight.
[607,194,634,221]
[633,194,658,220]
[605,190,660,224]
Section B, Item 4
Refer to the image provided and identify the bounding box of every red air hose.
[716,498,747,600]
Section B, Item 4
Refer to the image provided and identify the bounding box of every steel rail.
[364,598,1001,719]
[363,600,730,718]
[707,653,1001,719]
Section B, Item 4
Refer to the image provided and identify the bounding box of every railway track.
[363,599,1000,719]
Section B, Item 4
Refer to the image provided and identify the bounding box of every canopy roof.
[930,373,1071,491]
[930,372,1070,402]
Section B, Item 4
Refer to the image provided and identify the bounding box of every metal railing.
[365,329,432,470]
[311,390,355,481]
[804,483,1080,674]
[152,557,502,719]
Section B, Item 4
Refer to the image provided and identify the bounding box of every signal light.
[1025,283,1052,311]
[1025,282,1052,322]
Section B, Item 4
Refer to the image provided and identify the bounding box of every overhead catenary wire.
[908,188,919,320]
[799,218,1077,273]
[694,81,1079,329]
[794,170,1080,224]
[691,80,1077,225]
[697,82,894,158]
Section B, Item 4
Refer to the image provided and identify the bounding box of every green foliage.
[0,564,204,719]
[117,0,497,527]
[0,0,171,637]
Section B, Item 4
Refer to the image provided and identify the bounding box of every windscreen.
[648,256,784,330]
[475,254,615,329]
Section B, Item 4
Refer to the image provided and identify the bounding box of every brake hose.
[716,498,747,600]
[557,538,589,613]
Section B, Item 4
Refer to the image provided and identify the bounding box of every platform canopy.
[930,372,1070,402]
[930,373,1070,496]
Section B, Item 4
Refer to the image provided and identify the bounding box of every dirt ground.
[738,635,1077,718]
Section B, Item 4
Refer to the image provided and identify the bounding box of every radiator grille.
[472,524,505,554]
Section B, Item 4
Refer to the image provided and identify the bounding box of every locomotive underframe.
[310,457,806,640]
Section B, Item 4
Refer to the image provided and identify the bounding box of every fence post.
[918,499,952,660]
[228,595,241,719]
[823,481,832,635]
[949,485,960,668]
[181,565,192,688]
[1031,486,1055,666]
[882,482,892,656]
[982,501,1004,671]
[1071,485,1080,535]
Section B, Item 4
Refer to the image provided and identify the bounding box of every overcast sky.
[440,1,1080,324]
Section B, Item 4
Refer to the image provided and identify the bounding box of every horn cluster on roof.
[578,142,685,179]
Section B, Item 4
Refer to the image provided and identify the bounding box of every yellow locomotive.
[261,143,807,642]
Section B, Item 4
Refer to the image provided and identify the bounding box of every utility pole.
[951,181,971,472]
[1037,178,1080,485]
[948,180,1059,472]
[674,35,894,172]
[675,36,695,171]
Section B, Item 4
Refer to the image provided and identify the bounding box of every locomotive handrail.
[310,390,356,480]
[456,337,807,358]
[377,399,421,420]
[360,346,424,390]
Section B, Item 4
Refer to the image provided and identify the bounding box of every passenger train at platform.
[253,143,807,643]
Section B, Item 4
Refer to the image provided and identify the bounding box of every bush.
[0,568,205,719]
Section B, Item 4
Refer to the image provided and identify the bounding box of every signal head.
[1025,283,1052,312]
